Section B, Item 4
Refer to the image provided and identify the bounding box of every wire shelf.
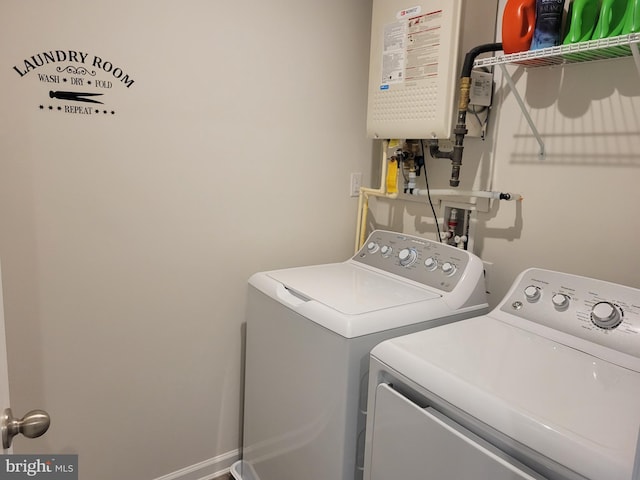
[472,33,640,159]
[474,33,640,68]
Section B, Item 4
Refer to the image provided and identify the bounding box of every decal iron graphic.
[12,49,135,117]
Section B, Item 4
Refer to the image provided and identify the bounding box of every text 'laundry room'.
[0,0,639,479]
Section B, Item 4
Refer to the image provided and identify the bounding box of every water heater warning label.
[381,21,407,83]
[381,9,443,85]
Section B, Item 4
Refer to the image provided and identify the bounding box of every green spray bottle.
[563,0,601,43]
[592,0,628,38]
[622,0,640,33]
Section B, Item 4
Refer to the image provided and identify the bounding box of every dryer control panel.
[498,268,640,371]
[353,230,481,293]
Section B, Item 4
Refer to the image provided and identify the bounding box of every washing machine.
[364,268,640,480]
[231,229,488,480]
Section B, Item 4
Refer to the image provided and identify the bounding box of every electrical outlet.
[350,172,362,197]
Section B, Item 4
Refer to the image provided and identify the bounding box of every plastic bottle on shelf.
[622,0,640,33]
[592,0,628,38]
[531,0,566,49]
[563,0,601,43]
[502,0,537,53]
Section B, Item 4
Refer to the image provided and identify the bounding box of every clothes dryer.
[231,230,488,480]
[364,268,640,480]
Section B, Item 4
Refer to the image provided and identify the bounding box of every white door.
[0,261,13,453]
[0,261,50,453]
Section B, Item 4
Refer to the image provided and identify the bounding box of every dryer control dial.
[398,248,417,267]
[441,262,456,276]
[552,293,570,310]
[591,302,623,330]
[367,242,379,254]
[424,257,438,271]
[524,285,541,302]
[380,245,393,257]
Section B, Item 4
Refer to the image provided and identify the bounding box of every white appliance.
[366,0,497,140]
[364,268,640,480]
[231,230,488,480]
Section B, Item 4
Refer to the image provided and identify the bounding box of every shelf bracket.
[498,64,545,159]
[474,34,640,161]
[631,42,640,76]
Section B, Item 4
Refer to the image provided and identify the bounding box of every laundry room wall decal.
[11,49,135,116]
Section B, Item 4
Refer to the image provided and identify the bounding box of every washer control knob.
[424,257,438,271]
[398,248,418,266]
[524,285,541,302]
[441,262,456,276]
[380,245,393,257]
[552,293,570,310]
[591,302,623,330]
[367,242,379,254]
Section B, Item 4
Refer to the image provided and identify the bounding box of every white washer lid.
[267,262,439,315]
[372,316,640,480]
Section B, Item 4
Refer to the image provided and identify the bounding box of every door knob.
[1,408,50,448]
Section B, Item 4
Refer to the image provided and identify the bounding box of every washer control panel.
[499,268,640,362]
[353,230,475,292]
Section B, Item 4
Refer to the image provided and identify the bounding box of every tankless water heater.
[366,0,496,140]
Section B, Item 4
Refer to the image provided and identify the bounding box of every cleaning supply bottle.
[386,158,398,194]
[563,0,601,43]
[592,0,628,38]
[622,0,640,33]
[502,0,537,53]
[531,0,566,49]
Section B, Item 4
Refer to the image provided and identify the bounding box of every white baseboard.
[153,449,241,480]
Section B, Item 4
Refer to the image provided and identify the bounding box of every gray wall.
[2,1,640,479]
[0,1,374,479]
[367,1,640,305]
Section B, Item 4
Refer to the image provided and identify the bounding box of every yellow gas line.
[355,140,399,252]
[354,141,523,252]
